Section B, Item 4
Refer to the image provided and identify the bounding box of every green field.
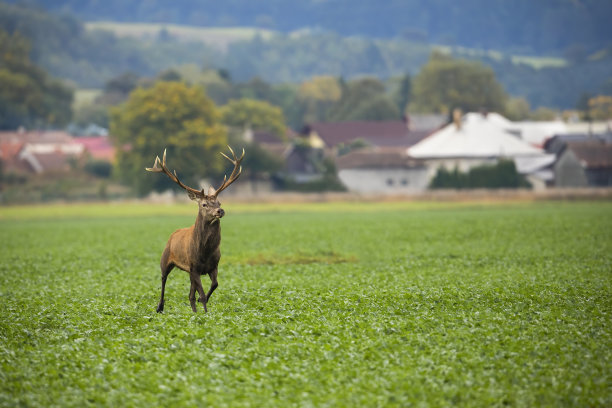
[0,201,610,407]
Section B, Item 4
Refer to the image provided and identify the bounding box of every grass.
[0,201,610,407]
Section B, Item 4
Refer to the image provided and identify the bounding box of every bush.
[84,160,113,178]
[430,159,531,189]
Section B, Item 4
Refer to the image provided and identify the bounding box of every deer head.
[146,146,245,223]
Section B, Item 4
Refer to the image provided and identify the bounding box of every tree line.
[30,0,612,53]
[2,2,611,110]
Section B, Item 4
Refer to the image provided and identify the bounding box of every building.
[407,112,556,190]
[300,115,445,153]
[0,130,83,175]
[545,134,612,187]
[336,147,428,194]
[73,136,116,162]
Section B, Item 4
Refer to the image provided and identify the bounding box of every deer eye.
[202,202,208,207]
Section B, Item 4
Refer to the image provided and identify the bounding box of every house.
[544,133,612,156]
[73,136,116,162]
[287,116,444,189]
[243,128,291,158]
[0,129,83,175]
[511,120,568,147]
[407,112,556,190]
[300,115,445,152]
[336,147,428,193]
[544,135,612,187]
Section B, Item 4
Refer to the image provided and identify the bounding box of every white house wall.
[338,168,429,193]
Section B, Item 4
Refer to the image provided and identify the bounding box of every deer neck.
[193,212,221,254]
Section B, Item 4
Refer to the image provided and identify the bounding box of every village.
[1,110,611,202]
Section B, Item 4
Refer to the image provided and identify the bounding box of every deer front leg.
[157,250,173,313]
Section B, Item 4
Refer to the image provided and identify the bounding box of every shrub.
[430,159,531,189]
[84,160,113,178]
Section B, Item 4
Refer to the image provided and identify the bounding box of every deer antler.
[212,146,245,197]
[146,149,204,199]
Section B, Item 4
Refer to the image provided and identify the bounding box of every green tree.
[110,81,227,195]
[395,73,412,114]
[298,76,342,123]
[505,97,531,121]
[0,29,73,129]
[328,77,399,121]
[219,98,286,140]
[412,52,507,114]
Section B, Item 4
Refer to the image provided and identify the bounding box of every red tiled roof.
[303,121,428,148]
[0,141,24,161]
[0,130,73,144]
[74,136,116,162]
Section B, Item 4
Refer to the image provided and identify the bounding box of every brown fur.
[146,147,244,313]
[157,197,224,313]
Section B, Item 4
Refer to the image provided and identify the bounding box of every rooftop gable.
[303,120,426,148]
[408,112,544,158]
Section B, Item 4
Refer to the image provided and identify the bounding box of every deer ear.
[207,186,216,197]
[187,190,199,201]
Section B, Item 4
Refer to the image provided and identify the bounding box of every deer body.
[147,147,244,313]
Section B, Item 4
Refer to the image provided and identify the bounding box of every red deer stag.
[146,147,245,313]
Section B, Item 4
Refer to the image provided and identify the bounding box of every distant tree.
[395,73,412,114]
[219,98,286,140]
[588,95,612,120]
[157,69,182,82]
[105,72,140,95]
[217,68,232,82]
[328,77,398,121]
[0,29,73,129]
[84,159,112,178]
[298,76,342,123]
[235,77,274,101]
[505,97,531,121]
[530,107,558,121]
[73,104,110,128]
[412,52,508,114]
[110,82,227,195]
[348,94,400,121]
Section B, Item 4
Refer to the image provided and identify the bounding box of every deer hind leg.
[205,268,219,305]
[191,272,208,313]
[157,247,173,313]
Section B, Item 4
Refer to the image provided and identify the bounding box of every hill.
[16,0,612,54]
[86,21,274,52]
[1,2,611,109]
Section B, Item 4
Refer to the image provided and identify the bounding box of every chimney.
[453,108,462,130]
[402,114,411,130]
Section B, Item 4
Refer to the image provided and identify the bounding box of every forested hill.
[14,0,612,54]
